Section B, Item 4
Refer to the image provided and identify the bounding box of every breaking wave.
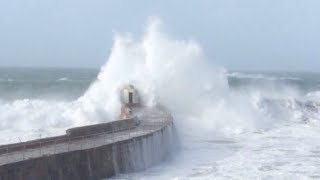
[0,17,319,147]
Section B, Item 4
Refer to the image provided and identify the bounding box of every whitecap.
[57,77,71,82]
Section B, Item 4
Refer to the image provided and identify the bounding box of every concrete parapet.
[66,117,139,137]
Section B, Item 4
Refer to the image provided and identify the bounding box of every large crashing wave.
[0,17,319,145]
[78,17,275,136]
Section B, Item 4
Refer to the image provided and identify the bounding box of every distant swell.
[227,72,302,81]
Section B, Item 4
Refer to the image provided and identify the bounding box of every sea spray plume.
[78,17,265,135]
[88,17,285,136]
[138,18,270,135]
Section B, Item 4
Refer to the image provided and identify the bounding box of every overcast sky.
[0,0,319,71]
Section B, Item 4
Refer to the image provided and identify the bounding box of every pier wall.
[0,118,175,180]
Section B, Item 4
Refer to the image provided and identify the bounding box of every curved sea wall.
[0,107,176,180]
[112,124,175,173]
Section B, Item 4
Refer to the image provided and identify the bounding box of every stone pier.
[0,106,176,180]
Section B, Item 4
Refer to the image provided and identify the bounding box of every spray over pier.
[0,85,176,180]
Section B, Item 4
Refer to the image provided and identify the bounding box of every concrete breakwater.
[0,106,176,180]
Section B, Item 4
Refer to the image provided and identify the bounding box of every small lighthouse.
[120,84,140,119]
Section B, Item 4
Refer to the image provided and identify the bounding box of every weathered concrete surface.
[0,106,175,180]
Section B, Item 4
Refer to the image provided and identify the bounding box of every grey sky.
[0,0,319,71]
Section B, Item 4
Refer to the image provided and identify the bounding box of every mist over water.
[1,18,320,179]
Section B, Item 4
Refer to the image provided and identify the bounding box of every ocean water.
[1,18,320,179]
[0,68,96,101]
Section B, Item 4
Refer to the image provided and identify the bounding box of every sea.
[1,18,320,179]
